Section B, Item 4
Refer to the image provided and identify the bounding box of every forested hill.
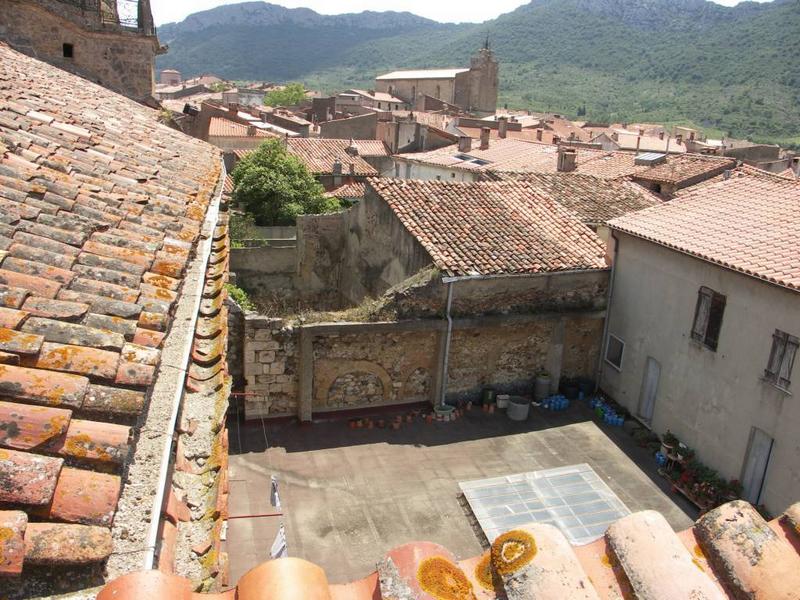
[156,0,800,145]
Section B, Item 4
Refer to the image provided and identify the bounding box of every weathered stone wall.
[295,212,346,302]
[243,316,299,418]
[241,311,605,420]
[312,328,439,411]
[0,1,158,100]
[319,112,378,140]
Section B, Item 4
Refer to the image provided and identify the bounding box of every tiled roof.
[610,167,800,291]
[397,139,633,177]
[612,133,688,154]
[324,181,367,199]
[630,153,736,186]
[0,41,222,589]
[484,172,662,225]
[96,499,800,599]
[285,139,382,176]
[346,89,405,104]
[208,117,275,138]
[368,179,608,277]
[376,68,469,80]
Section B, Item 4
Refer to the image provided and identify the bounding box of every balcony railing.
[51,0,155,35]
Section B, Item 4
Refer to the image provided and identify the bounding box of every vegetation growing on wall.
[231,139,340,226]
[225,283,255,312]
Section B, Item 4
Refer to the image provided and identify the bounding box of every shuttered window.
[691,287,726,351]
[765,330,798,390]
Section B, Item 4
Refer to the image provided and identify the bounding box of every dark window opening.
[605,335,625,370]
[765,330,798,390]
[691,286,726,351]
[63,43,74,59]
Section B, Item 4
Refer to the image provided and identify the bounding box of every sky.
[151,0,773,26]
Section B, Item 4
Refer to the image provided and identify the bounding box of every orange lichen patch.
[0,326,44,355]
[46,419,130,464]
[82,240,153,269]
[44,467,121,527]
[143,272,181,291]
[0,306,29,329]
[692,558,705,572]
[0,510,27,576]
[575,538,634,600]
[474,552,497,591]
[23,342,120,381]
[490,530,537,575]
[417,556,476,600]
[0,363,88,408]
[138,311,167,332]
[0,400,71,450]
[23,522,113,565]
[151,256,185,279]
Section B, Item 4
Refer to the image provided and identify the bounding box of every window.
[605,334,625,370]
[691,286,726,351]
[62,43,74,59]
[764,330,798,390]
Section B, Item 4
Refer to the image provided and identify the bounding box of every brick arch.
[314,359,393,409]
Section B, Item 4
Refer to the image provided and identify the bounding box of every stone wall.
[231,246,297,296]
[243,316,299,418]
[0,0,159,100]
[241,310,606,420]
[319,112,378,140]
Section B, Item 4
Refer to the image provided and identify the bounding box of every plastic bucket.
[534,374,551,401]
[507,397,530,421]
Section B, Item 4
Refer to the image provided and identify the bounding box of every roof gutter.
[141,160,225,571]
[441,267,609,284]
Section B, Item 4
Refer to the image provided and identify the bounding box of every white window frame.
[605,334,625,371]
[764,329,798,392]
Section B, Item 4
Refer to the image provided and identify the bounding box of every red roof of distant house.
[610,167,800,291]
[367,179,608,277]
[285,138,385,176]
[208,117,276,138]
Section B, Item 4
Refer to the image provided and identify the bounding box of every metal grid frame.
[459,463,630,546]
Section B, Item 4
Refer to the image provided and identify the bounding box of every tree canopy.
[231,139,340,226]
[264,83,307,107]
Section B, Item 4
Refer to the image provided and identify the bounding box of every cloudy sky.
[151,0,773,26]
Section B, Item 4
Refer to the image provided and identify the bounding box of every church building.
[374,42,499,116]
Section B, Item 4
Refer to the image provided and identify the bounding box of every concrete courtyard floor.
[223,402,696,586]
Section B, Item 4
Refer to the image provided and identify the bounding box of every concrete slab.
[224,403,695,585]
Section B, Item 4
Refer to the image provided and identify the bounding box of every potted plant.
[676,443,694,464]
[660,430,678,457]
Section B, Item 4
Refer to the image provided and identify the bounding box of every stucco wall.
[231,246,296,296]
[393,159,477,183]
[376,77,457,105]
[601,232,800,514]
[319,112,378,140]
[207,135,266,151]
[0,1,157,100]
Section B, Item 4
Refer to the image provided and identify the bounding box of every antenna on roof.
[484,35,490,50]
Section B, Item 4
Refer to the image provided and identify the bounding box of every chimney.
[636,136,641,152]
[498,117,508,139]
[480,127,490,150]
[552,135,561,146]
[247,125,256,137]
[659,131,665,140]
[458,136,472,153]
[332,158,343,187]
[611,132,619,142]
[536,129,543,142]
[349,163,355,175]
[639,128,645,136]
[557,147,577,172]
[228,103,238,114]
[676,134,683,146]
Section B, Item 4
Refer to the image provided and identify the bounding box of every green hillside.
[157,0,800,145]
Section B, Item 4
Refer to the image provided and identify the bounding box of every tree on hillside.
[264,83,307,107]
[232,139,340,226]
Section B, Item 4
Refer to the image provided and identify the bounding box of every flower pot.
[507,397,530,421]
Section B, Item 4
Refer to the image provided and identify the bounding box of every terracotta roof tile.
[284,138,381,176]
[0,510,27,576]
[367,179,608,277]
[208,117,276,138]
[0,41,224,589]
[609,167,800,291]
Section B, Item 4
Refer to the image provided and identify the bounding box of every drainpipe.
[595,231,620,393]
[439,280,455,407]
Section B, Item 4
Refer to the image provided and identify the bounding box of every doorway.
[637,357,660,424]
[741,427,774,504]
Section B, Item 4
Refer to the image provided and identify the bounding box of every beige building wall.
[0,0,159,100]
[601,232,800,515]
[392,159,477,183]
[375,77,457,106]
